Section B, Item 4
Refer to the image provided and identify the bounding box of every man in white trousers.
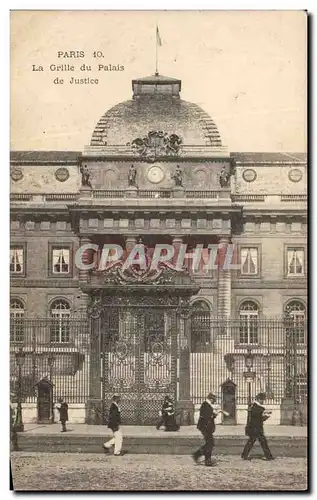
[103,394,125,456]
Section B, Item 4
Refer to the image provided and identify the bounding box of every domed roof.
[90,74,222,148]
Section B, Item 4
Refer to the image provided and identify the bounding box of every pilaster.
[217,237,232,319]
[78,236,93,284]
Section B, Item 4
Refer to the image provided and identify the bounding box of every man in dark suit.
[103,394,124,456]
[10,394,19,451]
[56,397,68,432]
[241,392,274,460]
[192,392,224,467]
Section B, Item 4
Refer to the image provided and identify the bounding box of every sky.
[10,10,307,152]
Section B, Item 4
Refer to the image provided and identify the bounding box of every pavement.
[21,423,307,437]
[15,423,307,457]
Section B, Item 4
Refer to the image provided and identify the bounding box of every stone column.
[217,237,232,319]
[79,236,99,424]
[172,235,183,269]
[176,308,195,425]
[173,234,195,425]
[86,313,102,424]
[78,236,93,285]
[78,236,92,314]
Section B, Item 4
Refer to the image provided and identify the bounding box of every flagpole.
[155,25,158,76]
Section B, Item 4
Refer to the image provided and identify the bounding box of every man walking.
[192,392,225,467]
[241,392,274,461]
[10,394,18,451]
[103,394,125,456]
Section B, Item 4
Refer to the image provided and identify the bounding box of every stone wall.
[234,164,307,195]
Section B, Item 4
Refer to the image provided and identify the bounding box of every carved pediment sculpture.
[219,165,231,188]
[171,165,183,187]
[127,131,183,161]
[93,260,189,285]
[80,164,92,188]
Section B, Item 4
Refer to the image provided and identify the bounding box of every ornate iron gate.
[98,296,179,424]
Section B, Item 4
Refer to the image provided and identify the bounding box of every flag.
[156,26,162,47]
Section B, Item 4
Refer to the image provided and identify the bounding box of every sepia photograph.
[9,10,307,492]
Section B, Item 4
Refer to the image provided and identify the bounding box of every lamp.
[244,348,254,370]
[15,347,26,367]
[47,354,55,423]
[15,348,26,432]
[47,354,55,368]
[243,348,256,408]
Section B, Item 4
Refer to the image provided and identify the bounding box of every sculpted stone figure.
[219,165,231,188]
[172,165,183,187]
[128,164,137,187]
[80,164,92,188]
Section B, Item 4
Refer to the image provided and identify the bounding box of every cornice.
[10,279,79,288]
[232,280,307,289]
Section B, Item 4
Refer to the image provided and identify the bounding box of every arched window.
[10,299,24,342]
[50,299,71,343]
[239,301,259,345]
[191,301,211,352]
[285,300,306,344]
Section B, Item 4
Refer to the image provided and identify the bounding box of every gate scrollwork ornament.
[87,294,102,319]
[177,298,192,320]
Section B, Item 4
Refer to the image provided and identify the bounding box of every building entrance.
[99,298,178,424]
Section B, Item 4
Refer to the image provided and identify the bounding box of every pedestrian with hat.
[192,392,228,467]
[156,395,171,430]
[241,392,274,460]
[55,397,68,432]
[103,394,125,456]
[10,393,18,451]
[164,396,180,432]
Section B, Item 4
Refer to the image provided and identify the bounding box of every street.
[11,452,307,491]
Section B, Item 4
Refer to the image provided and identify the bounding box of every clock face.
[147,165,165,184]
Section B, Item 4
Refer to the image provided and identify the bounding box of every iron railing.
[10,316,90,404]
[10,315,307,407]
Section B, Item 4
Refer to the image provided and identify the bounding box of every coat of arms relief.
[127,130,183,161]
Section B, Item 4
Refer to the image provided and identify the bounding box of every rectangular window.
[10,314,24,342]
[240,247,258,276]
[50,315,71,343]
[10,247,24,274]
[287,248,305,276]
[295,375,307,403]
[191,312,211,352]
[239,313,258,344]
[52,248,70,274]
[290,313,306,344]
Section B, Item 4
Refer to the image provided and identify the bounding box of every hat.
[256,392,266,400]
[207,392,217,401]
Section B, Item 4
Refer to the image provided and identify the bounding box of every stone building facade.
[10,74,307,425]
